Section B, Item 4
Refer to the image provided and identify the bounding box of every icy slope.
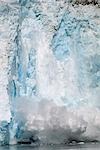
[0,0,100,145]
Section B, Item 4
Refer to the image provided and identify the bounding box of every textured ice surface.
[0,0,100,145]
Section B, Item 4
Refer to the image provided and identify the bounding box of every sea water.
[1,144,100,150]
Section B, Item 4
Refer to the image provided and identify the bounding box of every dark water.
[1,144,100,150]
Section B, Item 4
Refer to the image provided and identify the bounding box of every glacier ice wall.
[0,0,100,145]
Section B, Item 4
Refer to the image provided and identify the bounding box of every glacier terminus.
[0,0,100,146]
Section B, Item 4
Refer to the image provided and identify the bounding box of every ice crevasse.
[0,0,100,145]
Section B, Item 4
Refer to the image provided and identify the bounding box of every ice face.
[0,0,100,145]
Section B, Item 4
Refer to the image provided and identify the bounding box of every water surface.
[1,144,100,150]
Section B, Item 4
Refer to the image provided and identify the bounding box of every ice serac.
[0,0,100,145]
[0,1,20,145]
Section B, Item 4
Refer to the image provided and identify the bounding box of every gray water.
[1,144,100,150]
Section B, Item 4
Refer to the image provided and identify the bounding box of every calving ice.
[0,0,100,146]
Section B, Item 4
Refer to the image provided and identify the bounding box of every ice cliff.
[0,0,100,145]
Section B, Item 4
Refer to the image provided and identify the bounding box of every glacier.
[0,0,100,146]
